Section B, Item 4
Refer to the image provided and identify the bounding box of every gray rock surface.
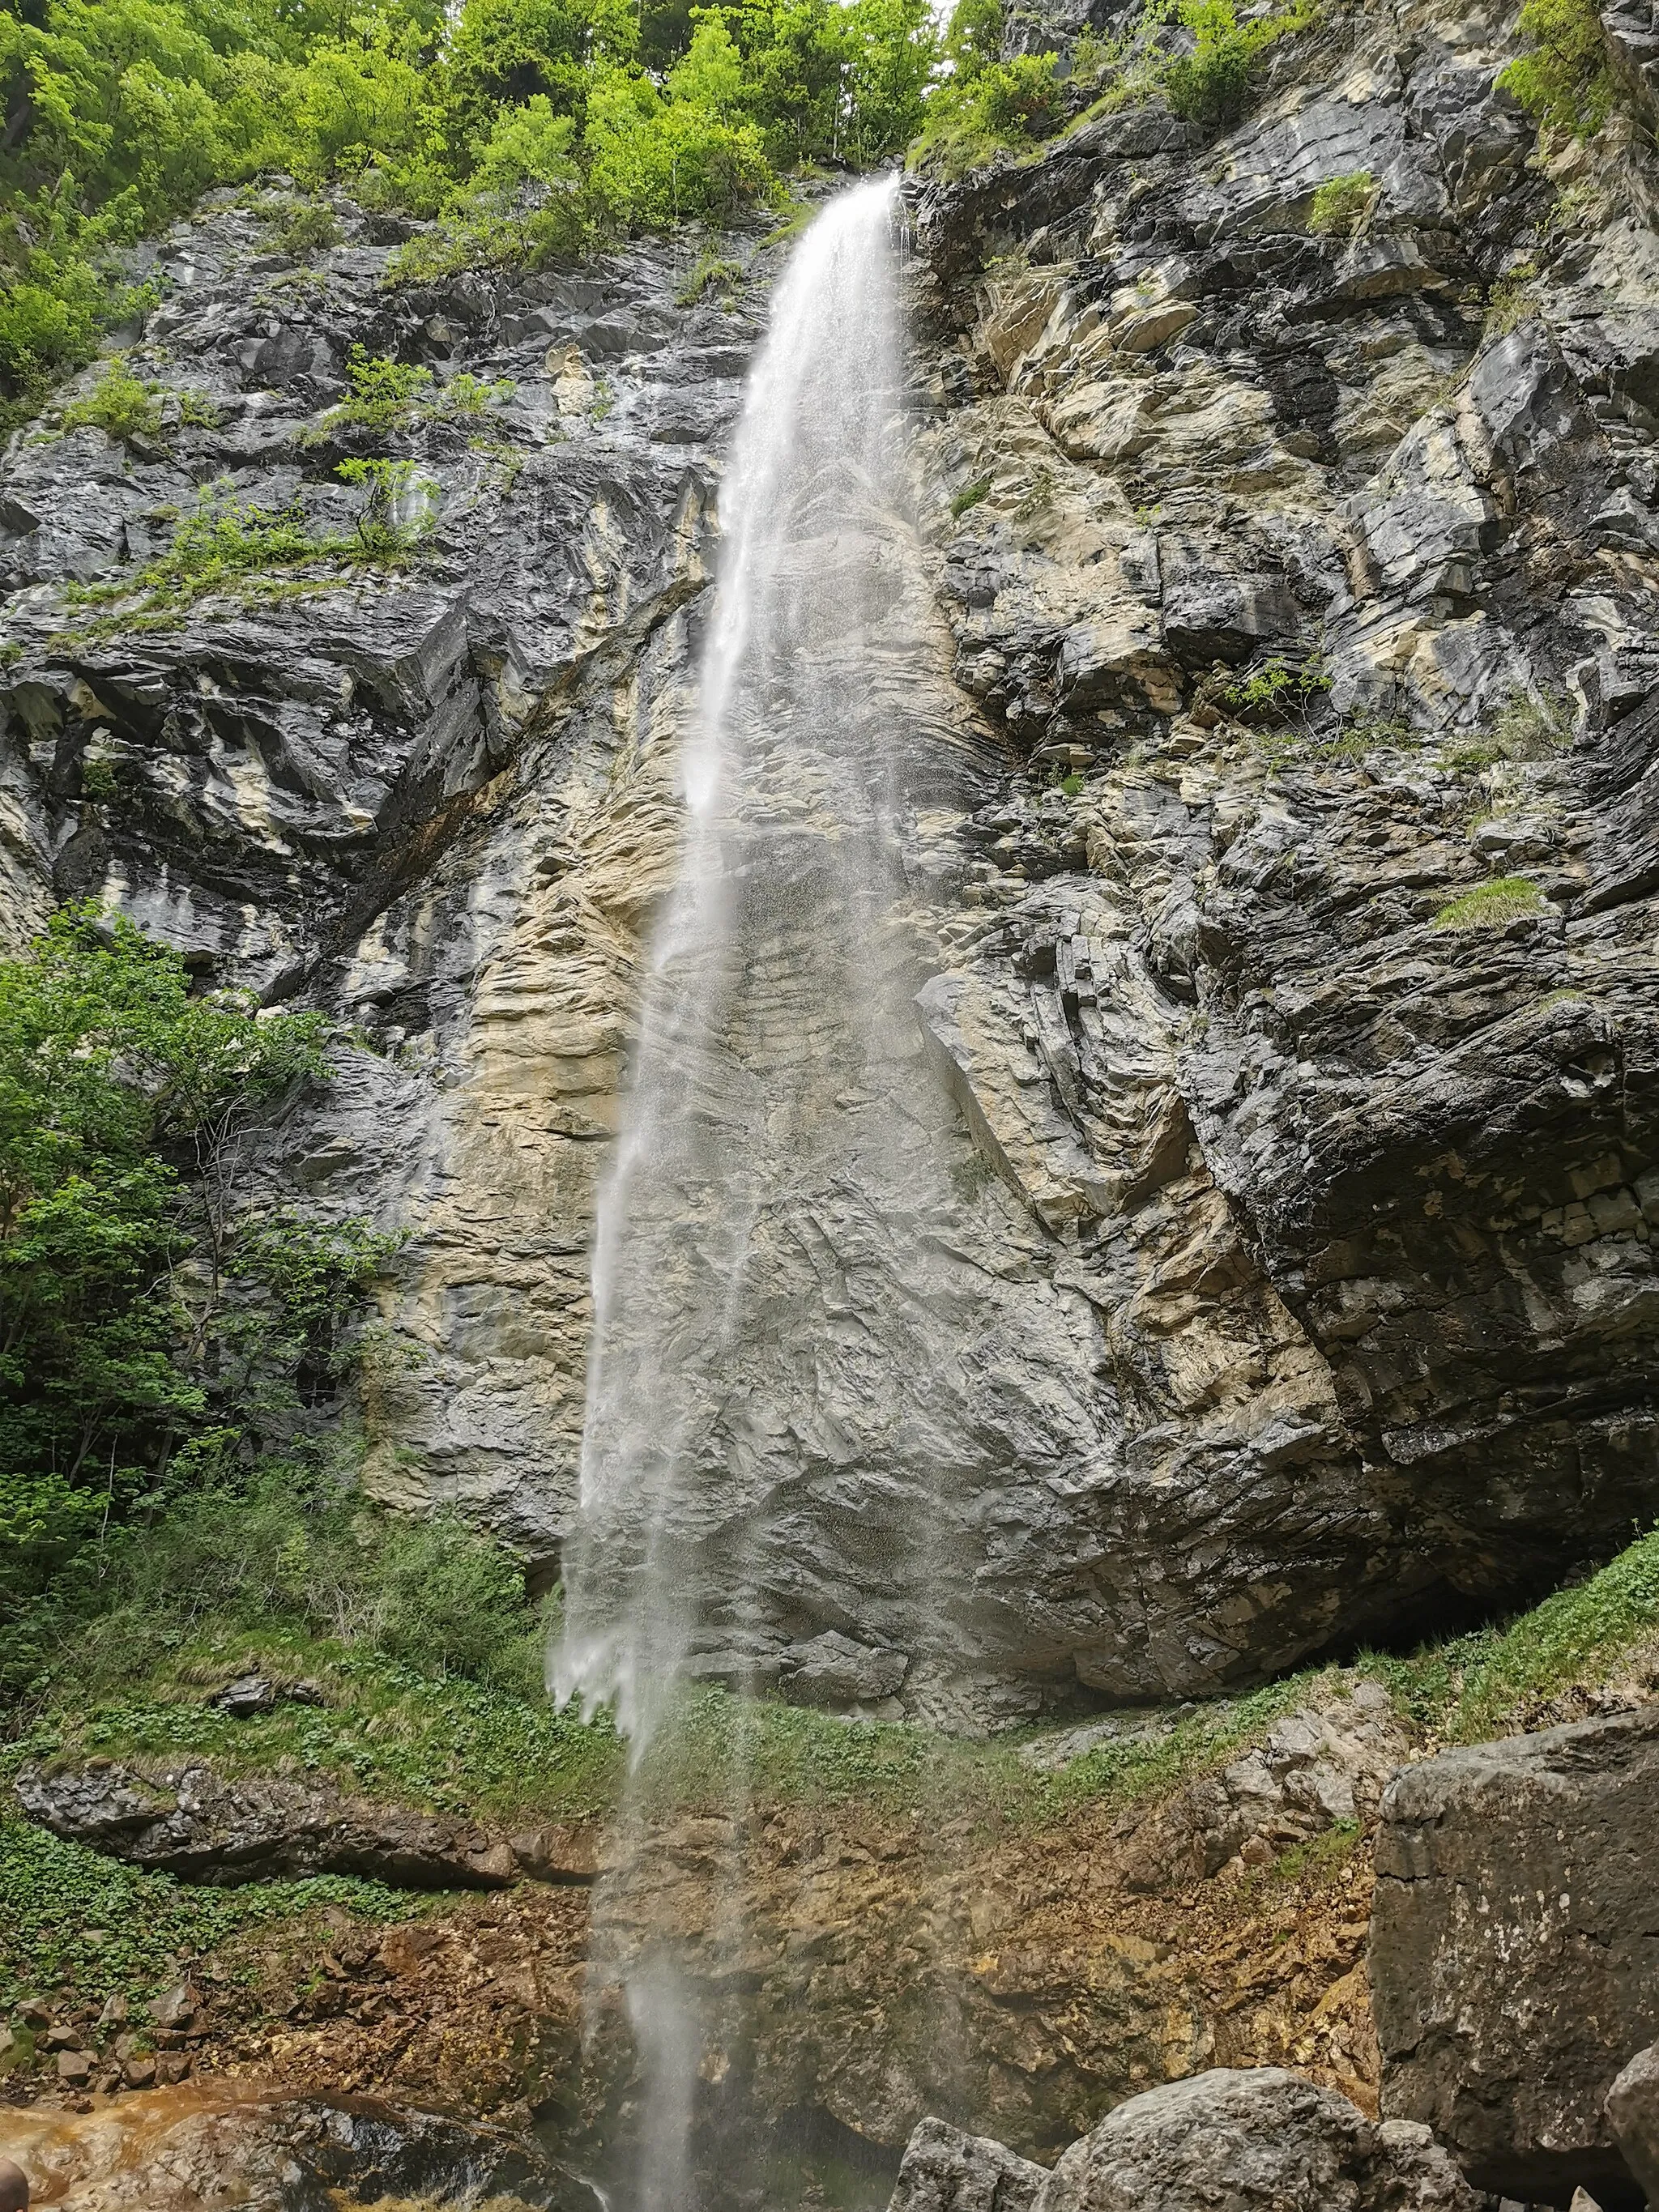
[1606,2043,1659,2209]
[13,1760,595,1888]
[889,2069,1482,2212]
[1371,1710,1659,2202]
[886,2116,1050,2212]
[6,0,1659,1721]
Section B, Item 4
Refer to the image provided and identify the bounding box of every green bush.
[58,359,166,446]
[1162,0,1305,130]
[1308,169,1374,237]
[950,475,992,517]
[258,195,345,258]
[1498,0,1614,136]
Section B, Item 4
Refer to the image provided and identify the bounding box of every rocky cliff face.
[6,0,1659,1724]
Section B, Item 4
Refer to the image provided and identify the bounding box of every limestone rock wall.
[6,0,1659,1720]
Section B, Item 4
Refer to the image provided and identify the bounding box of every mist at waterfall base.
[548,177,949,2211]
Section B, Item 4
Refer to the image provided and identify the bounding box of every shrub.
[1162,0,1266,128]
[1498,0,1614,136]
[1308,170,1375,238]
[1216,650,1332,723]
[58,360,166,447]
[675,252,743,305]
[1431,876,1550,931]
[258,197,344,258]
[1487,686,1573,759]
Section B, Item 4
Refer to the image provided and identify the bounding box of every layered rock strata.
[6,0,1659,1716]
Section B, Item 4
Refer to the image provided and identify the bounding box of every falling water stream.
[552,176,942,2210]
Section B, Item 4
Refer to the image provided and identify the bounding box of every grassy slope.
[6,1530,1659,2040]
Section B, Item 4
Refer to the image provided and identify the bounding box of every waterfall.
[554,174,925,1752]
[552,172,949,2210]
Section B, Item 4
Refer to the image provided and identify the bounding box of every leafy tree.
[0,907,337,1609]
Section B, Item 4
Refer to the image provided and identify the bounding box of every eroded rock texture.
[1371,1709,1659,2204]
[7,0,1659,1720]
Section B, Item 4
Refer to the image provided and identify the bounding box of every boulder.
[889,2070,1480,2212]
[886,2117,1049,2212]
[1371,1710,1659,2203]
[13,1762,596,1890]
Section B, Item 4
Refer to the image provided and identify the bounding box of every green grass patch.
[0,1815,421,2018]
[1448,1531,1659,1741]
[950,475,992,518]
[1431,876,1550,931]
[675,252,743,306]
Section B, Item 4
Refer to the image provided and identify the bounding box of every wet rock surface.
[6,0,1659,1720]
[1371,1709,1659,2204]
[13,1761,596,1889]
[0,2081,599,2212]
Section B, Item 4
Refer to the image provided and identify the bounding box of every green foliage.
[1486,257,1541,335]
[62,475,424,634]
[0,1815,420,2018]
[950,475,992,517]
[320,343,433,435]
[1498,0,1614,137]
[1486,685,1572,759]
[0,908,331,1621]
[258,194,345,258]
[1216,650,1332,722]
[1162,0,1286,128]
[1308,169,1374,237]
[1431,875,1550,931]
[0,0,940,411]
[911,0,1061,178]
[676,250,744,305]
[58,359,166,446]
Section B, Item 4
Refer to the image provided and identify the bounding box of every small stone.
[44,2026,82,2051]
[211,1673,278,1715]
[123,2054,158,2087]
[96,1993,127,2029]
[153,2052,192,2086]
[56,2049,92,2081]
[147,1984,196,2029]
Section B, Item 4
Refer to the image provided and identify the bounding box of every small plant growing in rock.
[176,390,223,431]
[676,252,742,306]
[1308,171,1375,239]
[258,197,344,259]
[1487,686,1573,761]
[950,475,992,518]
[1217,650,1331,724]
[59,360,166,448]
[321,347,434,438]
[1162,0,1277,128]
[80,757,119,803]
[1486,259,1541,336]
[336,458,435,555]
[1431,876,1550,931]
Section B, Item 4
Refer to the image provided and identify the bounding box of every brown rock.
[54,2052,92,2082]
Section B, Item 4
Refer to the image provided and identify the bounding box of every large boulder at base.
[886,2116,1049,2212]
[888,2069,1480,2212]
[1371,1710,1659,2204]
